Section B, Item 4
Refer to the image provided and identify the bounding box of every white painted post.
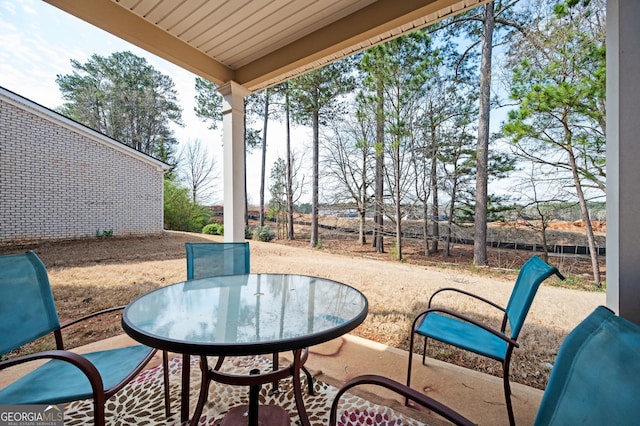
[606,0,640,324]
[218,81,251,242]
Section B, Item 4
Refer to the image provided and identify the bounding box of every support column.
[218,81,251,242]
[606,0,640,324]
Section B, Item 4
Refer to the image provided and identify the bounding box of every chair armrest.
[427,288,508,332]
[412,308,519,348]
[428,288,506,313]
[0,350,105,398]
[329,374,476,426]
[60,305,125,330]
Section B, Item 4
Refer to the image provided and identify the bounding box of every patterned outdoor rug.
[64,355,426,425]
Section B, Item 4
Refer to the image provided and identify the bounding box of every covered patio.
[8,0,638,424]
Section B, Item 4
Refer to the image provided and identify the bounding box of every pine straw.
[0,230,605,390]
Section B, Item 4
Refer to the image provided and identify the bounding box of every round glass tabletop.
[122,274,368,356]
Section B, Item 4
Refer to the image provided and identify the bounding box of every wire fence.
[286,217,606,257]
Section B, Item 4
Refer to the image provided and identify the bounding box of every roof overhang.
[44,0,491,92]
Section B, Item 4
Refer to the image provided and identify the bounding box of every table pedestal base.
[190,349,312,426]
[219,405,290,426]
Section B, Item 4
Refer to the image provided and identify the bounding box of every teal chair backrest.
[0,251,61,354]
[185,242,250,280]
[505,255,561,340]
[534,305,640,425]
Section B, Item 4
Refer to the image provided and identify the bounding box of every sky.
[0,0,517,208]
[0,0,303,205]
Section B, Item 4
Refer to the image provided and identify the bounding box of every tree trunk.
[359,208,366,245]
[430,132,439,254]
[423,198,429,256]
[473,1,494,266]
[285,87,294,240]
[359,142,367,245]
[310,110,320,248]
[259,90,270,228]
[540,221,549,263]
[394,140,403,261]
[444,193,458,257]
[568,148,601,286]
[373,81,385,253]
[445,179,458,258]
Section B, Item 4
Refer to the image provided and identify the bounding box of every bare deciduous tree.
[321,114,375,244]
[179,139,219,204]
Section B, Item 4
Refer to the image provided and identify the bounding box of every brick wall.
[0,89,168,242]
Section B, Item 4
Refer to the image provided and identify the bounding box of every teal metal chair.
[406,255,564,425]
[332,306,639,426]
[185,241,250,280]
[533,305,640,424]
[0,251,165,426]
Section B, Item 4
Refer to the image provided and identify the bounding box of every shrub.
[202,223,224,235]
[253,226,275,242]
[95,229,113,237]
[164,180,211,232]
[245,226,253,239]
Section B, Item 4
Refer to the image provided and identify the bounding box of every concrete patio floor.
[298,334,542,426]
[1,334,542,425]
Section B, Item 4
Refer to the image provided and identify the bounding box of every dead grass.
[0,229,605,390]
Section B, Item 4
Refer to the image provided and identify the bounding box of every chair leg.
[422,336,428,365]
[407,335,414,387]
[503,357,515,426]
[162,350,170,417]
[181,354,191,423]
[300,347,314,395]
[190,356,213,426]
[406,331,417,406]
[92,383,107,426]
[272,352,280,393]
[93,401,106,426]
[302,366,315,395]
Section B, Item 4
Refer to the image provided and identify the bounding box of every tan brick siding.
[0,98,165,242]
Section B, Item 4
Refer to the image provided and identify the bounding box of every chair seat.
[416,313,508,361]
[0,345,154,405]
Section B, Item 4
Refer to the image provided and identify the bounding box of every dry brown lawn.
[0,230,605,390]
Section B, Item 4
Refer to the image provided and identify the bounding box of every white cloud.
[0,0,17,16]
[21,3,36,15]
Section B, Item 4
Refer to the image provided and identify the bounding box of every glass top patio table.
[122,273,368,426]
[122,273,369,356]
